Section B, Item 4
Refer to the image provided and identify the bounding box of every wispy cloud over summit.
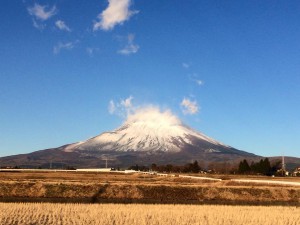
[93,0,138,31]
[108,100,116,114]
[181,98,199,115]
[121,95,133,108]
[108,96,134,116]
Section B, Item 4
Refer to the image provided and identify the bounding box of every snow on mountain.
[64,107,228,153]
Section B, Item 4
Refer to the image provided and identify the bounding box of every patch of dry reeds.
[0,203,299,225]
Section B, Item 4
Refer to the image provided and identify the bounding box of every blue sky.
[1,0,300,158]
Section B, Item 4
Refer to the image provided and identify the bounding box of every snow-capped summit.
[64,107,227,153]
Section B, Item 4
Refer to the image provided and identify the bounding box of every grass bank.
[0,180,299,205]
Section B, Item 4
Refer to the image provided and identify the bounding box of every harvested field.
[0,203,299,225]
[0,171,300,205]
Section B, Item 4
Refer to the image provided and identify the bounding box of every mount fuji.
[0,107,259,168]
[65,107,227,153]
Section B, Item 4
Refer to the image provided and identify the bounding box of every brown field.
[0,171,300,204]
[0,203,299,225]
[1,170,300,184]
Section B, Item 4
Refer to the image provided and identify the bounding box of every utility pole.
[101,156,115,169]
[282,154,285,176]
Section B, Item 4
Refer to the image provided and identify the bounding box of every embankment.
[0,181,299,205]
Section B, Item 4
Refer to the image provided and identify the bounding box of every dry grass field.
[0,171,300,204]
[1,170,300,185]
[0,203,299,225]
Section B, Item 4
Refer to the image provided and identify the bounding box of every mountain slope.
[0,107,261,168]
[65,107,229,153]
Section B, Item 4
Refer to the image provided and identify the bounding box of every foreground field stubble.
[0,203,299,225]
[1,171,300,204]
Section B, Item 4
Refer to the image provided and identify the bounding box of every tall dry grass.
[0,203,299,225]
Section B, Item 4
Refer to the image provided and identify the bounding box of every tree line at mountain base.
[128,161,202,173]
[128,158,283,176]
[238,158,283,176]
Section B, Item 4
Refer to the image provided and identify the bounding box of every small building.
[124,169,137,174]
[276,169,290,176]
[293,167,300,176]
[76,168,113,172]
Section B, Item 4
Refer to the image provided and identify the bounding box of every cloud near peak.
[93,0,138,31]
[108,100,116,114]
[108,97,182,126]
[108,96,134,116]
[181,98,199,115]
[125,106,182,126]
[121,95,133,108]
[108,96,200,124]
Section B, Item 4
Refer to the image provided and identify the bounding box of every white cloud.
[118,34,139,55]
[121,96,133,108]
[109,101,183,128]
[108,95,135,116]
[93,0,138,31]
[27,3,57,21]
[109,96,199,120]
[108,100,116,114]
[55,20,71,32]
[126,106,182,126]
[180,98,199,115]
[53,41,78,54]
